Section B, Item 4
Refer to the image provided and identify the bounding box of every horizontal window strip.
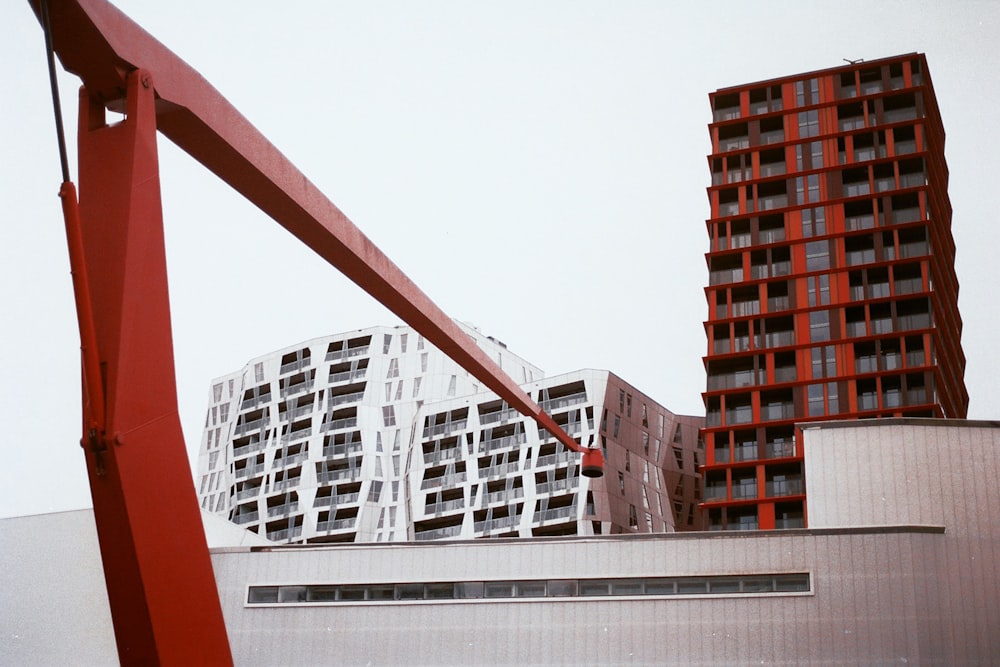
[247,573,810,605]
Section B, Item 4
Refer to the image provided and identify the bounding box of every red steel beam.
[30,0,599,460]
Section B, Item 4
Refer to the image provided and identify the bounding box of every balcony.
[475,514,521,533]
[480,462,520,480]
[533,505,578,524]
[279,358,311,375]
[764,440,795,459]
[424,447,462,466]
[280,380,314,400]
[731,483,758,500]
[280,428,312,445]
[535,450,577,468]
[329,369,367,384]
[273,451,308,470]
[320,417,359,433]
[725,405,753,425]
[328,391,365,408]
[233,417,269,437]
[325,345,370,362]
[240,393,272,411]
[414,524,463,541]
[539,392,588,413]
[270,476,301,493]
[233,511,259,525]
[322,440,364,458]
[234,439,266,458]
[709,268,745,286]
[313,492,360,508]
[759,129,785,145]
[236,486,262,501]
[766,478,804,497]
[479,409,521,426]
[423,419,469,439]
[420,472,468,490]
[719,136,749,152]
[762,403,795,421]
[316,517,356,533]
[482,487,525,506]
[704,485,727,501]
[480,433,527,455]
[280,404,314,422]
[536,478,579,495]
[266,525,303,542]
[267,501,300,517]
[235,462,265,480]
[424,498,466,516]
[316,467,360,483]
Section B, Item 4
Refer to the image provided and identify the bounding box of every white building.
[196,324,702,544]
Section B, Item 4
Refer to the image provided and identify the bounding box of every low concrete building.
[3,419,998,664]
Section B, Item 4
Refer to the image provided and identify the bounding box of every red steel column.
[76,69,232,665]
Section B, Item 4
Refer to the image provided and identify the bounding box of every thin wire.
[41,0,71,183]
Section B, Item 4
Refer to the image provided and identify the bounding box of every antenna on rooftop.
[843,58,865,65]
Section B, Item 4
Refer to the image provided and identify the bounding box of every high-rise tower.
[701,53,967,530]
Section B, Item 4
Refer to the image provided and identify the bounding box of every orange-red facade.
[701,54,968,530]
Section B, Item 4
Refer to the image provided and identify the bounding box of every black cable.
[40,0,71,183]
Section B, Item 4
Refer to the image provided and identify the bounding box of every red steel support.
[30,0,603,661]
[72,70,232,665]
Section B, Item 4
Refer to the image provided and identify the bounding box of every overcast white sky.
[2,1,998,518]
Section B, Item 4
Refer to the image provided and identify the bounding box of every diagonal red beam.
[30,0,598,462]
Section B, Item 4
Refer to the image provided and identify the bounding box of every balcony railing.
[534,450,577,468]
[313,492,360,508]
[235,462,265,480]
[764,440,795,459]
[320,417,359,433]
[267,526,302,542]
[480,433,527,455]
[316,467,360,483]
[234,511,259,525]
[233,417,270,437]
[414,524,463,541]
[539,392,588,413]
[424,447,462,466]
[420,472,468,490]
[316,517,356,533]
[329,369,367,384]
[424,498,466,516]
[766,479,804,497]
[270,476,301,493]
[535,478,579,495]
[423,419,468,439]
[761,403,795,421]
[475,514,521,533]
[731,483,758,500]
[325,345,370,362]
[479,409,520,426]
[704,485,727,501]
[280,380,314,399]
[236,486,262,501]
[329,391,365,408]
[279,358,311,375]
[480,462,520,480]
[322,441,364,459]
[234,439,266,458]
[533,505,578,524]
[482,487,525,506]
[267,501,299,517]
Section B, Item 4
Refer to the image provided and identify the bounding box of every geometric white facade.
[196,323,703,543]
